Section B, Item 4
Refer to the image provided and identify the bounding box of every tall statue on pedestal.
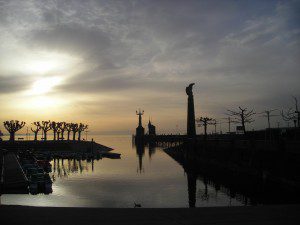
[135,109,145,140]
[186,83,196,138]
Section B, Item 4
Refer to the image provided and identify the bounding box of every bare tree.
[65,123,72,140]
[227,107,255,134]
[58,122,67,140]
[281,108,297,127]
[77,123,88,141]
[70,123,79,141]
[31,122,41,141]
[3,120,26,141]
[196,117,214,140]
[37,121,51,141]
[50,121,60,140]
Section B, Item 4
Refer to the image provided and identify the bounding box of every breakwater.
[164,139,300,205]
[0,140,112,153]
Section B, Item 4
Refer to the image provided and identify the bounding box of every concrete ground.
[0,204,299,225]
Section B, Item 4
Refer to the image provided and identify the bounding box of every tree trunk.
[61,131,65,140]
[9,132,15,141]
[241,117,246,134]
[44,131,47,141]
[67,131,70,140]
[53,131,56,140]
[73,131,76,141]
[78,131,81,141]
[34,132,38,141]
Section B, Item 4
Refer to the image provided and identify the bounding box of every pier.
[1,152,28,194]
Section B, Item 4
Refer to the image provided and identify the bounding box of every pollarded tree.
[65,123,72,140]
[196,117,213,140]
[31,122,41,141]
[70,123,79,141]
[37,121,51,141]
[50,121,60,140]
[227,107,255,134]
[3,120,26,141]
[58,122,67,140]
[77,123,88,141]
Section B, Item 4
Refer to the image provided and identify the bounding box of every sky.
[0,0,299,135]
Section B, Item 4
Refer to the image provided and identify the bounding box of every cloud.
[0,0,299,133]
[0,74,34,93]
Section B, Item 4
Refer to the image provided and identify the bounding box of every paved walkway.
[0,204,299,225]
[2,152,28,193]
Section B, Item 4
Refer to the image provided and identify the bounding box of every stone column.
[186,83,196,138]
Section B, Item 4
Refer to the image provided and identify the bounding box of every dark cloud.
[0,75,33,93]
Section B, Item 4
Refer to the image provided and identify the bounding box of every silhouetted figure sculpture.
[135,109,145,140]
[186,83,196,138]
[37,121,51,141]
[78,123,88,141]
[31,122,41,141]
[3,120,25,141]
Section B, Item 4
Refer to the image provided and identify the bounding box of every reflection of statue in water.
[187,171,197,208]
[186,83,196,138]
[136,143,145,173]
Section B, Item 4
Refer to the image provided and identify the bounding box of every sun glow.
[18,51,81,75]
[25,60,60,74]
[30,77,63,95]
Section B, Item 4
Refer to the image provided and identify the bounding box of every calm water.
[2,135,244,207]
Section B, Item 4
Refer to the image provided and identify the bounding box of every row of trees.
[3,120,88,141]
[196,97,300,136]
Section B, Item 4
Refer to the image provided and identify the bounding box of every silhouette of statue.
[135,109,145,140]
[136,143,145,173]
[186,83,196,138]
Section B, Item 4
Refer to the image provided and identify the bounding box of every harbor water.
[2,135,245,207]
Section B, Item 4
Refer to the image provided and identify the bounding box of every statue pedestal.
[135,126,145,141]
